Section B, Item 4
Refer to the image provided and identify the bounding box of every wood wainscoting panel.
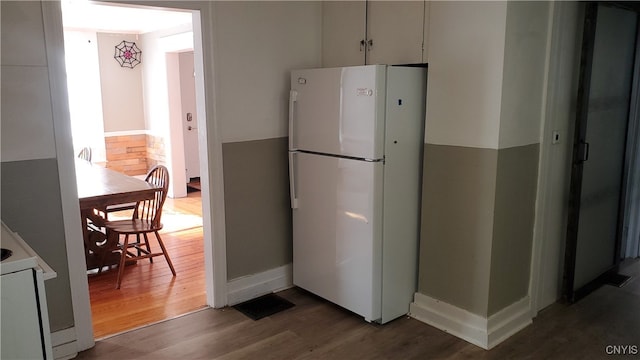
[105,134,148,176]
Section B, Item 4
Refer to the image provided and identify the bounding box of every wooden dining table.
[75,160,160,271]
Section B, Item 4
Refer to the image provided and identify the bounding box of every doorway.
[179,51,201,186]
[61,1,210,338]
[564,2,640,302]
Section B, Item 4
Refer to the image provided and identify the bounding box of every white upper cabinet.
[366,1,426,65]
[321,1,367,67]
[322,1,428,67]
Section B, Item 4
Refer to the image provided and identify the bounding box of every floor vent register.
[234,293,295,321]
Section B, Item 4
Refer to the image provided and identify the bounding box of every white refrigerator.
[288,65,426,323]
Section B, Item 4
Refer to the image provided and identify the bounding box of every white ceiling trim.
[61,0,192,34]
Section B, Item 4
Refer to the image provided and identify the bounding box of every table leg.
[81,209,120,271]
[80,209,91,261]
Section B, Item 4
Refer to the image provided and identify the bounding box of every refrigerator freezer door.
[290,66,386,160]
[292,152,383,321]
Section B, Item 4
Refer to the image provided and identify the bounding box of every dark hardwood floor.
[77,259,640,359]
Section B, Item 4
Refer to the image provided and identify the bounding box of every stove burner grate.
[1,248,13,261]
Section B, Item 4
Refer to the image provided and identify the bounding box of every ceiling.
[61,1,192,34]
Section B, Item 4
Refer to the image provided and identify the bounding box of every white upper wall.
[425,1,507,149]
[213,1,322,143]
[498,1,550,149]
[3,1,322,158]
[1,1,57,162]
[62,1,191,34]
[97,32,146,132]
[139,23,193,198]
[139,23,193,136]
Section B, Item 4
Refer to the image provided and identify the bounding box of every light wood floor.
[78,259,640,359]
[88,191,206,339]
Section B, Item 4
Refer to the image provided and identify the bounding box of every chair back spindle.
[78,147,92,162]
[105,164,174,288]
[133,165,169,228]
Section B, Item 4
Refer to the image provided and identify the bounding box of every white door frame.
[177,51,201,182]
[46,1,227,352]
[622,25,640,259]
[530,1,582,316]
[529,0,560,317]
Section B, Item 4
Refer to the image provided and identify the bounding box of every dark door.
[564,2,639,302]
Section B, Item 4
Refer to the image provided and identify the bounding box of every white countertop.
[1,222,57,280]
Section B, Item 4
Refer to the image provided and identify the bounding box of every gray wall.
[419,144,497,315]
[418,1,549,318]
[418,144,539,317]
[1,1,75,332]
[213,1,321,280]
[1,0,557,340]
[488,144,539,314]
[222,138,292,279]
[1,0,322,337]
[1,160,75,330]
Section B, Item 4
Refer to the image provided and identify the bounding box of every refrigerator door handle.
[289,90,298,150]
[289,151,299,209]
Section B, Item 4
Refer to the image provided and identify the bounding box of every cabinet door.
[423,0,430,62]
[322,1,367,67]
[367,1,425,65]
[1,269,45,359]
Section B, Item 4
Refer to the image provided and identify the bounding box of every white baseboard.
[51,327,78,360]
[486,296,533,348]
[227,264,293,306]
[409,293,531,350]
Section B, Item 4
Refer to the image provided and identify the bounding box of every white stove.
[1,222,56,279]
[1,221,56,359]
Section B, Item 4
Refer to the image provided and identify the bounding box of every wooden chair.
[77,147,92,162]
[104,165,176,289]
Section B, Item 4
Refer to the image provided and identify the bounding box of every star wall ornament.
[114,40,142,69]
